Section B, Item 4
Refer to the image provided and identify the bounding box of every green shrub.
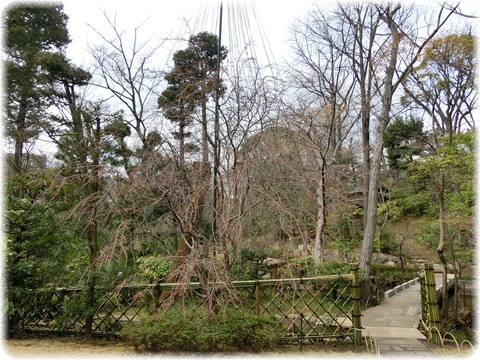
[328,216,362,258]
[313,261,351,276]
[282,257,351,278]
[136,256,173,283]
[231,247,271,280]
[370,264,417,285]
[121,309,282,352]
[376,229,396,254]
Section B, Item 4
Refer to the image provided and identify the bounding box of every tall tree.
[163,31,228,165]
[403,32,476,319]
[288,5,356,262]
[336,4,380,228]
[158,32,227,269]
[158,68,196,166]
[404,33,476,135]
[89,12,165,153]
[40,53,103,339]
[4,4,70,174]
[336,3,459,279]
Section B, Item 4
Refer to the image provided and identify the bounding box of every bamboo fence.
[9,264,362,345]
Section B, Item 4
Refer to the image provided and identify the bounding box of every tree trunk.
[361,100,371,229]
[178,122,185,166]
[84,219,98,340]
[64,80,100,339]
[359,131,384,276]
[13,97,28,175]
[201,90,209,165]
[162,162,210,292]
[314,156,327,263]
[359,7,400,277]
[85,115,101,340]
[437,171,449,320]
[12,54,36,177]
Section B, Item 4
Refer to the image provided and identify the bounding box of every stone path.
[361,273,453,356]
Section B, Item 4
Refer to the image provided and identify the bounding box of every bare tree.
[336,4,381,227]
[88,11,165,151]
[286,2,460,277]
[286,6,356,262]
[354,3,460,278]
[217,56,277,269]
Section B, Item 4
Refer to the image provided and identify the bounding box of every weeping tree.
[154,33,228,317]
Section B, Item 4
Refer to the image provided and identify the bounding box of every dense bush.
[376,229,396,254]
[370,264,417,286]
[230,247,271,280]
[121,309,282,352]
[283,257,351,278]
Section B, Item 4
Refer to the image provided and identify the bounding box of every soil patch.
[4,337,365,357]
[3,338,135,357]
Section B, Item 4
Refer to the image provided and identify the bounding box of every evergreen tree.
[4,4,70,174]
[384,117,425,173]
[159,32,227,164]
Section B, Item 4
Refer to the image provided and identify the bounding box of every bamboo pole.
[350,263,362,347]
[49,274,354,292]
[419,270,428,325]
[153,274,353,290]
[424,263,441,345]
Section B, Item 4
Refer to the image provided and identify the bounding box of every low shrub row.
[121,309,283,353]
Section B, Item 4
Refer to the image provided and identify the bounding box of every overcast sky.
[2,0,478,157]
[59,0,478,71]
[62,0,323,70]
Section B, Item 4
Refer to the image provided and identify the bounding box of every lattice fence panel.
[257,278,354,344]
[9,272,358,343]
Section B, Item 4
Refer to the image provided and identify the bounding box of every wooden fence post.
[350,263,362,347]
[255,281,260,316]
[424,263,441,345]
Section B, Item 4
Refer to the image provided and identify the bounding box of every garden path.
[361,273,454,356]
